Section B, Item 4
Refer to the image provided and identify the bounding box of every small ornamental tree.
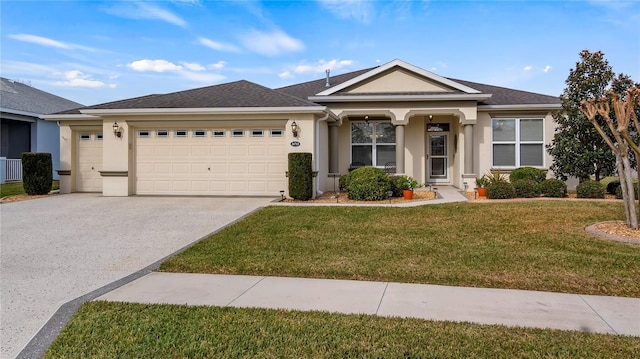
[21,152,53,195]
[580,86,640,229]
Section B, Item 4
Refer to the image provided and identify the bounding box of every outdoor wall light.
[291,121,299,137]
[113,121,122,138]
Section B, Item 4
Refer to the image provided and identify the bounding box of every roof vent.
[325,69,330,88]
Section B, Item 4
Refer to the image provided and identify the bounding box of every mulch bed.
[284,191,436,204]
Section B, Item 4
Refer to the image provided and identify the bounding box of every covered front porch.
[321,105,479,192]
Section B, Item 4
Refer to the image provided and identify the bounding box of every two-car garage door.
[135,128,287,196]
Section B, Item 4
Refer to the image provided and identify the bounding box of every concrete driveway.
[0,193,274,359]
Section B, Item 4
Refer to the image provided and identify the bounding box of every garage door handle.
[208,167,210,171]
[91,166,94,170]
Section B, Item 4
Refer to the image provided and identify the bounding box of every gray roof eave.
[477,104,562,111]
[308,94,492,103]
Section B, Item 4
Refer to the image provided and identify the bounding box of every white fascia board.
[308,94,493,103]
[41,114,99,121]
[80,106,326,116]
[478,104,562,111]
[316,59,482,96]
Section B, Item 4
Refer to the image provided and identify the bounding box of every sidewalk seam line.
[578,294,618,335]
[376,283,389,315]
[225,276,266,306]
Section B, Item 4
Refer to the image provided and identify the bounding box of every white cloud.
[181,71,226,83]
[182,62,206,71]
[9,33,98,52]
[279,71,293,79]
[524,66,533,71]
[318,0,374,24]
[104,2,187,27]
[239,30,304,56]
[54,70,110,88]
[543,65,552,73]
[293,59,353,74]
[209,61,226,69]
[128,59,184,72]
[198,37,241,52]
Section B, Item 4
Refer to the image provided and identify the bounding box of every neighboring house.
[44,59,561,197]
[0,78,83,183]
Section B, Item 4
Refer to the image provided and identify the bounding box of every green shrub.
[512,179,541,198]
[388,175,403,197]
[288,153,313,200]
[339,173,350,191]
[509,167,546,183]
[607,179,621,195]
[540,179,567,198]
[21,152,53,195]
[396,175,419,190]
[347,167,390,201]
[615,182,639,199]
[486,181,516,199]
[576,179,605,199]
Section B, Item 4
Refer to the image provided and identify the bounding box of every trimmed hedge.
[513,179,541,198]
[347,167,390,201]
[615,182,639,199]
[288,153,313,200]
[339,173,350,191]
[486,181,516,199]
[540,179,567,198]
[576,179,605,199]
[606,180,621,195]
[509,167,546,184]
[21,152,53,195]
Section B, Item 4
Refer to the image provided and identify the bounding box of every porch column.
[464,124,474,174]
[395,124,405,174]
[328,121,339,174]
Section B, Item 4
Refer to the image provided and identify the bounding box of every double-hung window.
[351,122,396,166]
[492,118,544,167]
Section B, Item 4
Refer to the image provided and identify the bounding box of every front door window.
[427,125,450,183]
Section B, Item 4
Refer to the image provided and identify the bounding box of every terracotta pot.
[403,189,414,200]
[478,187,487,197]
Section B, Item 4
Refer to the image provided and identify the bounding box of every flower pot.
[478,187,487,197]
[403,189,414,200]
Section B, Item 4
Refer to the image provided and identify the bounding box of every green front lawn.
[161,201,640,297]
[45,302,639,359]
[0,180,59,197]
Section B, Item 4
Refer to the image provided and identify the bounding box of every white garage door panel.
[76,133,103,192]
[136,129,286,195]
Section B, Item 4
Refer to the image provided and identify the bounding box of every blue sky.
[1,0,638,106]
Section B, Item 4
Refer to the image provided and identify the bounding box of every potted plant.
[475,175,489,197]
[397,175,419,200]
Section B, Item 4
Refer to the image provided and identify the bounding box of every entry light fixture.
[291,121,299,137]
[113,121,122,138]
[428,115,433,123]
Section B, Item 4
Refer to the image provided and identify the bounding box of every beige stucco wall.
[347,69,454,94]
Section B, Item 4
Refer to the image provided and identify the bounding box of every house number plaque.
[290,141,300,147]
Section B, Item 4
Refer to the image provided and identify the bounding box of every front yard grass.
[161,201,640,297]
[46,301,639,358]
[0,180,59,197]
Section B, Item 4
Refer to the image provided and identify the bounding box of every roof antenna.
[325,69,331,88]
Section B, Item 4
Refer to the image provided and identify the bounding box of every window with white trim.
[251,129,264,137]
[270,129,283,137]
[492,118,544,167]
[96,133,103,140]
[80,133,91,140]
[232,129,244,138]
[137,130,150,138]
[156,130,169,138]
[194,130,207,138]
[351,122,396,167]
[212,130,225,138]
[174,130,188,138]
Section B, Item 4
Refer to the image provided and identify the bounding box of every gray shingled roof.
[56,80,321,115]
[1,77,84,115]
[276,67,560,106]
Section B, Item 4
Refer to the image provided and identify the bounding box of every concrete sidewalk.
[97,272,640,336]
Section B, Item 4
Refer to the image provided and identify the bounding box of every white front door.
[427,131,450,183]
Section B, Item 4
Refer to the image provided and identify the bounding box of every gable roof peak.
[315,59,481,96]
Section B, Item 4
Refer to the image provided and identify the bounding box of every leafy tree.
[547,50,636,181]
